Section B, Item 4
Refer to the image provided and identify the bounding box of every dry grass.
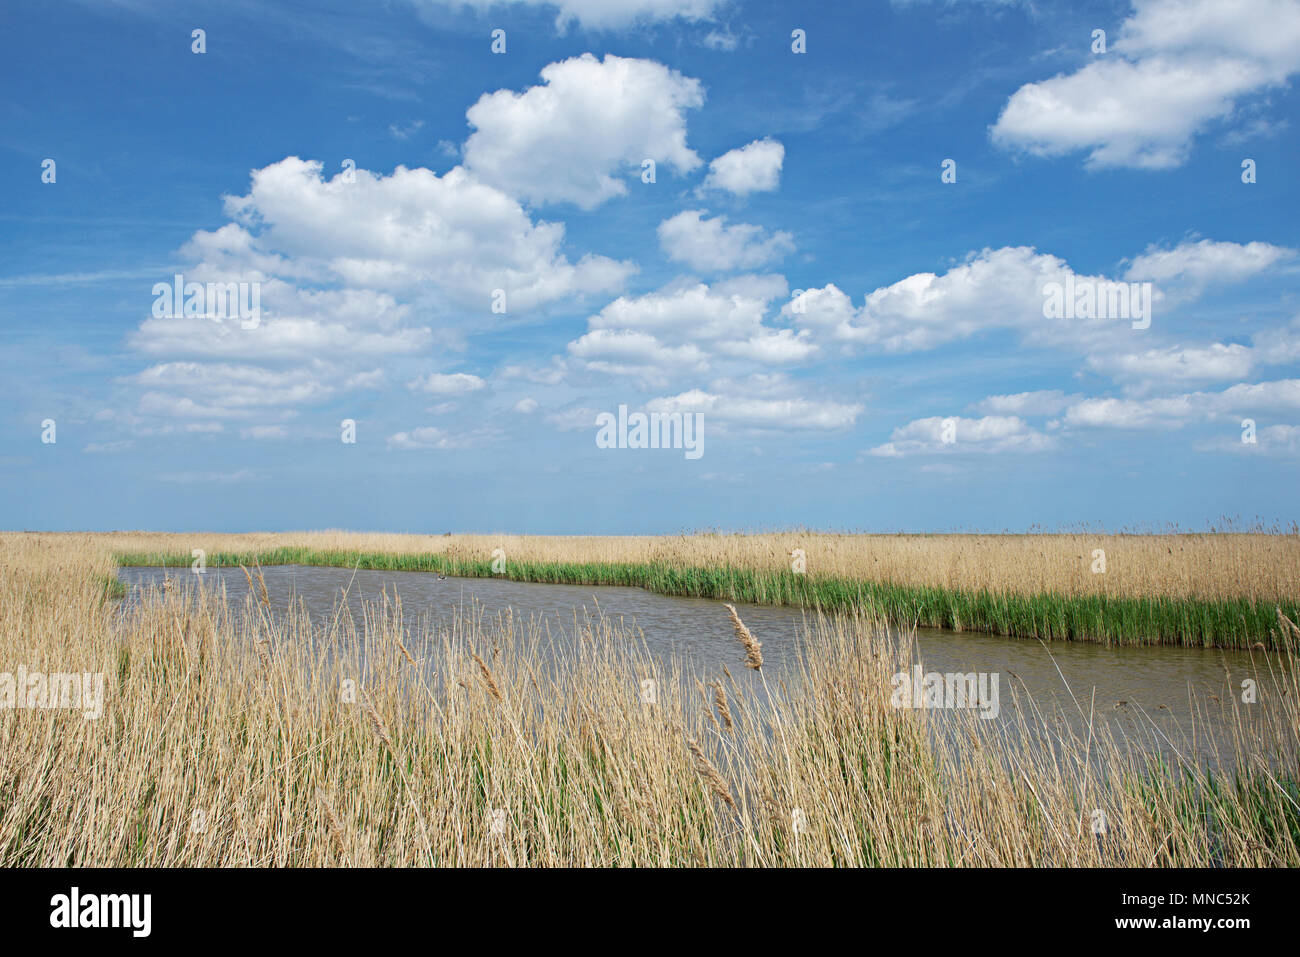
[20,529,1300,602]
[724,603,764,669]
[2,534,1299,866]
[37,529,1300,646]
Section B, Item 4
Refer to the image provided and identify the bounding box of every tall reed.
[2,535,1297,866]
[104,538,1300,648]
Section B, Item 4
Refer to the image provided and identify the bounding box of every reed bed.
[79,527,1300,647]
[60,527,1300,600]
[2,535,1298,866]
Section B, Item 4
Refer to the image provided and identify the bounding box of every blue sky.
[2,0,1298,533]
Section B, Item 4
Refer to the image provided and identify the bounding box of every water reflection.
[117,564,1288,766]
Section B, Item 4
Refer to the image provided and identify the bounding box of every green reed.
[112,547,1299,650]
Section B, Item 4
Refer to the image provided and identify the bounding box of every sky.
[1,0,1298,534]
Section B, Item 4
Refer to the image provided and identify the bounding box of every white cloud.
[769,239,1297,449]
[345,369,387,390]
[387,427,457,450]
[588,277,785,341]
[388,119,424,140]
[702,27,738,51]
[647,388,861,431]
[178,222,295,279]
[567,329,709,383]
[719,328,818,363]
[1088,342,1255,389]
[570,276,813,381]
[1064,394,1202,429]
[991,0,1300,168]
[1194,423,1300,454]
[1064,378,1300,429]
[786,240,1285,360]
[970,390,1073,416]
[387,425,497,450]
[413,0,722,31]
[130,315,431,361]
[513,397,539,413]
[869,415,1054,457]
[657,209,794,272]
[501,358,569,385]
[121,153,638,436]
[408,372,486,394]
[463,54,704,208]
[1123,238,1295,288]
[786,246,1088,354]
[83,440,135,454]
[135,363,330,416]
[240,424,289,440]
[701,138,784,195]
[545,406,603,431]
[1251,315,1300,363]
[220,156,633,309]
[560,234,1290,421]
[1087,318,1300,394]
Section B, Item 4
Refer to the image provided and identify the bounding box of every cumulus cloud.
[135,363,330,416]
[543,237,1299,457]
[1087,342,1256,389]
[219,156,633,308]
[647,388,862,431]
[1087,314,1300,392]
[407,372,486,394]
[1251,315,1300,364]
[388,119,424,140]
[569,275,814,382]
[970,390,1074,416]
[1196,422,1300,455]
[785,238,1290,361]
[387,426,460,450]
[501,358,569,385]
[701,138,784,195]
[1122,238,1296,294]
[991,0,1300,168]
[129,317,429,361]
[566,236,1291,421]
[657,210,794,272]
[1063,378,1300,429]
[589,276,788,341]
[785,246,1094,354]
[567,329,709,383]
[701,27,739,51]
[240,424,289,440]
[720,328,818,363]
[463,54,704,208]
[412,0,722,31]
[83,440,135,454]
[121,152,638,435]
[870,415,1054,457]
[130,281,432,360]
[545,405,604,431]
[387,425,498,450]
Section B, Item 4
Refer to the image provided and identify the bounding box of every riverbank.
[111,542,1300,650]
[3,534,1299,866]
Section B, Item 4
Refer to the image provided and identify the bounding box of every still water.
[118,564,1284,763]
